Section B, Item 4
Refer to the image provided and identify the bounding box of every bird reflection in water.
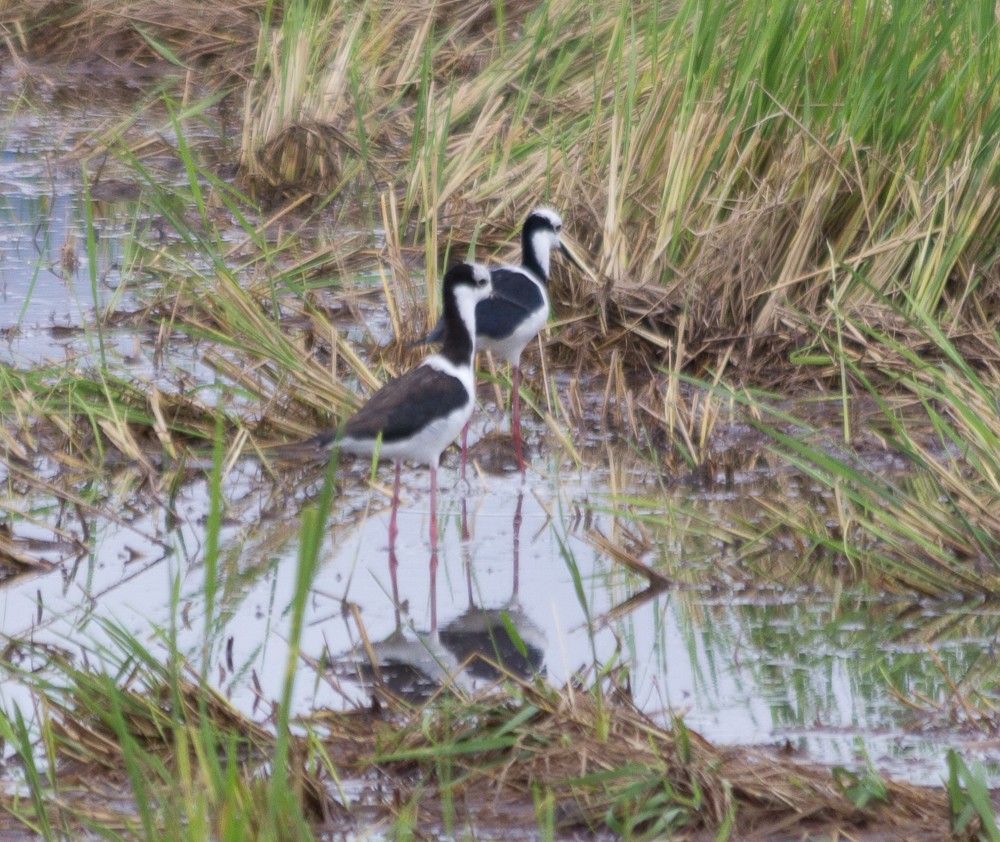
[342,489,544,700]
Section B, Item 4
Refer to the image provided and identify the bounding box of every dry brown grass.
[373,679,954,840]
[10,662,960,841]
[5,1,1000,392]
[2,0,259,77]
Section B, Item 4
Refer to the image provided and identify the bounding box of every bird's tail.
[407,318,446,349]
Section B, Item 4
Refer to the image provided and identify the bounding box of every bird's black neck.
[439,288,475,367]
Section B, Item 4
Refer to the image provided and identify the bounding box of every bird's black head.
[521,206,582,279]
[438,262,492,365]
[442,261,492,297]
[523,207,563,241]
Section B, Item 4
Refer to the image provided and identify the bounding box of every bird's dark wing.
[343,364,468,443]
[475,268,545,341]
[415,267,545,345]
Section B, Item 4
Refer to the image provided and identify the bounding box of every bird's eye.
[555,224,562,233]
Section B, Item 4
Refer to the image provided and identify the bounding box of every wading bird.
[316,262,493,550]
[423,207,581,474]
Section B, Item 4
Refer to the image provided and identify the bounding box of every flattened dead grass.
[3,0,259,77]
[367,677,953,840]
[4,658,958,841]
[6,1,1000,389]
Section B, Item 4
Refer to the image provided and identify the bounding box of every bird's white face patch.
[452,268,493,336]
[529,229,562,280]
[470,262,491,287]
[524,207,566,281]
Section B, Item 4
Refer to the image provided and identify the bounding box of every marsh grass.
[1,632,338,840]
[0,362,225,468]
[722,292,1000,597]
[7,0,1000,456]
[1,637,959,841]
[1,431,343,840]
[3,0,259,76]
[234,0,1000,381]
[544,259,998,603]
[12,0,1000,376]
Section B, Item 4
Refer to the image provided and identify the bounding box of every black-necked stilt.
[317,261,493,551]
[424,207,580,474]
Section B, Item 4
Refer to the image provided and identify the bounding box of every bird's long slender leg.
[459,419,471,481]
[388,461,402,547]
[428,465,440,632]
[511,364,525,474]
[429,464,439,552]
[512,490,524,598]
[429,545,439,633]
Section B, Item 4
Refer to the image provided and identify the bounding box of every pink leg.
[511,365,525,474]
[512,491,524,598]
[388,462,402,547]
[429,464,439,551]
[429,545,439,633]
[460,419,470,481]
[428,465,439,632]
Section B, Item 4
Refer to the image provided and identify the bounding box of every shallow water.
[1,82,998,793]
[0,151,122,361]
[3,433,997,787]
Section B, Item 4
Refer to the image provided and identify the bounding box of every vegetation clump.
[0,642,960,840]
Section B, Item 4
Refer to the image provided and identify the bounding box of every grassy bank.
[6,0,1000,380]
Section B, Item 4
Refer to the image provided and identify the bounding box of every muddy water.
[2,91,998,792]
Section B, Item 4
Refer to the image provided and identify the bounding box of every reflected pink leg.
[388,462,402,547]
[388,542,401,627]
[461,499,473,603]
[512,491,524,598]
[429,464,439,551]
[511,365,525,474]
